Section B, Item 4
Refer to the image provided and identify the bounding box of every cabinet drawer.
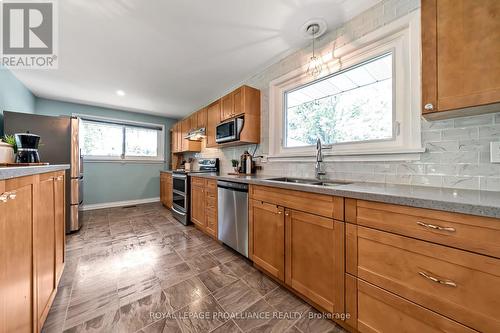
[355,279,478,333]
[191,176,205,187]
[250,185,343,220]
[347,225,500,333]
[356,200,500,258]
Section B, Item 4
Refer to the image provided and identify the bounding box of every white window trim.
[76,113,165,162]
[268,11,423,162]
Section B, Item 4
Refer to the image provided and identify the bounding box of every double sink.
[265,177,350,187]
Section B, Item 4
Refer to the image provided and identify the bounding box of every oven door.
[173,174,187,194]
[172,192,187,211]
[216,120,236,143]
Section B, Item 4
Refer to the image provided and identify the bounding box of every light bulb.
[307,55,323,78]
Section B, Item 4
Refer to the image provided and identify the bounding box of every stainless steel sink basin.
[265,177,350,187]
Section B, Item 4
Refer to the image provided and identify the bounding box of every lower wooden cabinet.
[190,179,206,229]
[36,173,57,329]
[0,175,36,333]
[249,199,285,281]
[190,177,218,239]
[350,277,477,333]
[249,197,344,315]
[285,210,344,314]
[160,172,172,209]
[0,171,66,333]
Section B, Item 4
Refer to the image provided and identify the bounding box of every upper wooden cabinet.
[422,0,500,117]
[197,107,207,129]
[206,100,221,148]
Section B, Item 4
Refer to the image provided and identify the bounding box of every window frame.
[268,11,423,162]
[77,114,165,163]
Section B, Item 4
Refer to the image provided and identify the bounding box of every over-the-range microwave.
[216,117,244,143]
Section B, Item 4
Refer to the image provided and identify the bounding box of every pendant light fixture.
[301,19,327,78]
[306,23,324,78]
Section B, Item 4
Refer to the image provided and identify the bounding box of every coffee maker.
[15,132,41,163]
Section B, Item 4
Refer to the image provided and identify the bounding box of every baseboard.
[81,197,160,211]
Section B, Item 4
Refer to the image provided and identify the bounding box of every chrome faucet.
[315,138,326,179]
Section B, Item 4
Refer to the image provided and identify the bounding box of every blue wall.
[0,69,36,136]
[35,98,176,205]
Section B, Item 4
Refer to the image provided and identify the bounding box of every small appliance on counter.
[239,150,253,174]
[15,132,41,163]
[171,158,219,225]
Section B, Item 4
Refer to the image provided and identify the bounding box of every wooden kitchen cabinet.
[197,107,207,129]
[204,179,217,238]
[54,173,65,283]
[171,123,181,153]
[0,175,36,333]
[422,0,500,117]
[285,210,344,314]
[160,172,172,209]
[36,173,57,330]
[206,100,221,148]
[190,177,206,229]
[249,199,285,281]
[0,171,66,333]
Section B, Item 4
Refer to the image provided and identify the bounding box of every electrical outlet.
[260,155,268,163]
[491,142,500,163]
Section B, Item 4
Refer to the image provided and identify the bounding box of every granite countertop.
[0,164,70,180]
[189,173,500,219]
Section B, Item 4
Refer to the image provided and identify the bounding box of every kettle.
[239,150,253,174]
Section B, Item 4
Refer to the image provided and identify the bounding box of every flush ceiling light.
[116,90,126,96]
[302,19,327,78]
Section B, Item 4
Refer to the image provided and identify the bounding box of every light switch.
[491,142,500,163]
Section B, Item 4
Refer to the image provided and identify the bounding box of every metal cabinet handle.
[0,191,16,202]
[424,103,434,111]
[278,211,282,215]
[417,221,455,232]
[55,176,64,181]
[419,271,457,287]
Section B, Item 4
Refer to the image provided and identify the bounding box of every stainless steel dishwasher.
[217,180,248,257]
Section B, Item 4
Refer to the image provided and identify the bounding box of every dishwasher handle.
[217,180,248,192]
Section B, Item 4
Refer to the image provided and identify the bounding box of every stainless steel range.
[171,158,219,225]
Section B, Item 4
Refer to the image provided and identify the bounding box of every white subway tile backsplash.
[480,177,500,191]
[454,114,494,127]
[425,141,458,152]
[479,125,500,138]
[410,175,443,187]
[440,151,479,164]
[442,176,480,190]
[442,127,478,140]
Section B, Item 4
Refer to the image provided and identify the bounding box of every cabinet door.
[422,0,500,114]
[54,173,65,282]
[166,174,173,209]
[285,209,344,314]
[221,94,233,121]
[232,87,243,116]
[206,101,220,148]
[0,177,35,333]
[160,174,166,206]
[249,199,285,281]
[190,184,206,229]
[197,108,207,129]
[36,174,56,327]
[180,119,189,152]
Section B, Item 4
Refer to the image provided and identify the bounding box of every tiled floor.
[42,203,345,333]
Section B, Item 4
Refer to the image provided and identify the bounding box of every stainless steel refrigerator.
[3,111,84,233]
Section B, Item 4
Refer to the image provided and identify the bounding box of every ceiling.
[12,0,380,119]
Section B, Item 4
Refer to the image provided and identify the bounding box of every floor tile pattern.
[42,203,346,333]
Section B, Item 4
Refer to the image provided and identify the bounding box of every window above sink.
[268,12,423,162]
